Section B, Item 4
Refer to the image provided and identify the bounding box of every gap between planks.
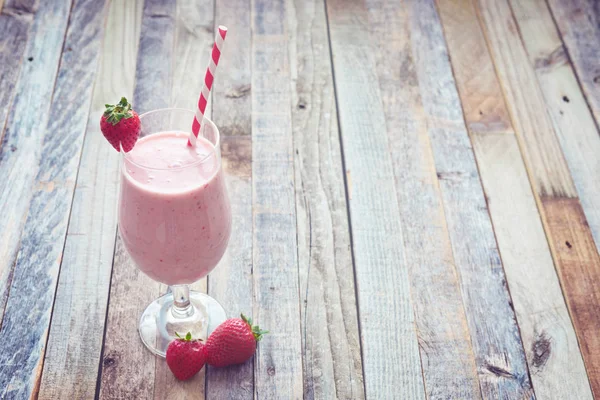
[288,0,365,398]
[436,0,593,398]
[473,0,600,396]
[0,0,109,398]
[38,1,144,399]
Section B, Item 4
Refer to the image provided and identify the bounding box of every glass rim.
[122,108,220,171]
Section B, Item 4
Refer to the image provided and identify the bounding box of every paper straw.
[188,25,228,146]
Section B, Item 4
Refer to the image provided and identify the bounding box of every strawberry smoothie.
[119,131,231,285]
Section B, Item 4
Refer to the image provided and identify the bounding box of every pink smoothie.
[118,131,231,285]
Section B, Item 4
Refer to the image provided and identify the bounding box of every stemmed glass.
[118,108,231,357]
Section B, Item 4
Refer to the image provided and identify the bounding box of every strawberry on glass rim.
[100,97,140,152]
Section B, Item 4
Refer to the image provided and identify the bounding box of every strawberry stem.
[174,331,195,341]
[103,97,134,125]
[241,313,269,341]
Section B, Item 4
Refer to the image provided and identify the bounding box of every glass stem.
[171,284,194,318]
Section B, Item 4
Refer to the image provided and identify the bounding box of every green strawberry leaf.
[241,313,268,341]
[103,97,134,125]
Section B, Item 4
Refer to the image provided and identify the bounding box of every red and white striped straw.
[188,25,228,147]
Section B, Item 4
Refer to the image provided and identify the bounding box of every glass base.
[138,290,227,357]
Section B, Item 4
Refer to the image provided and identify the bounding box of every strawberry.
[100,97,140,152]
[165,332,206,380]
[204,314,268,367]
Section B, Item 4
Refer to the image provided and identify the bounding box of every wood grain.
[205,0,255,398]
[288,0,364,398]
[0,0,37,147]
[0,0,71,330]
[434,0,512,136]
[509,0,600,273]
[404,1,534,397]
[0,0,109,397]
[206,136,254,399]
[37,1,143,399]
[546,0,600,128]
[476,0,600,395]
[475,0,577,199]
[326,0,426,398]
[100,236,158,400]
[438,0,593,397]
[153,1,215,397]
[98,0,176,398]
[0,0,38,329]
[170,0,214,111]
[251,0,304,398]
[366,0,481,398]
[0,0,72,395]
[212,0,251,137]
[541,197,600,395]
[472,134,593,400]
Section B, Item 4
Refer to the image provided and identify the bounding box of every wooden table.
[1,0,599,398]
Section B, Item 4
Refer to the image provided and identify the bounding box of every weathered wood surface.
[326,0,425,398]
[0,0,106,398]
[541,197,600,396]
[472,134,594,399]
[171,0,214,111]
[288,0,364,398]
[0,0,38,331]
[212,0,251,137]
[0,0,71,329]
[37,1,143,399]
[437,1,593,397]
[205,0,254,398]
[367,0,480,398]
[2,0,600,397]
[98,0,176,398]
[407,1,534,397]
[0,0,37,149]
[546,0,600,128]
[153,0,215,397]
[476,0,600,396]
[251,1,304,398]
[510,0,600,273]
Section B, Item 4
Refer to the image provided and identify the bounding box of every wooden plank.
[288,0,364,398]
[100,237,158,400]
[366,0,481,398]
[405,1,534,397]
[98,0,176,398]
[509,0,600,277]
[0,0,110,397]
[250,0,304,398]
[540,197,600,393]
[212,0,251,137]
[205,136,254,399]
[153,0,215,397]
[0,0,70,329]
[205,0,254,398]
[434,0,512,135]
[0,0,37,145]
[0,0,38,327]
[476,0,600,396]
[437,0,593,398]
[472,135,594,400]
[325,0,426,398]
[36,1,143,399]
[0,1,76,398]
[170,0,214,111]
[546,0,600,128]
